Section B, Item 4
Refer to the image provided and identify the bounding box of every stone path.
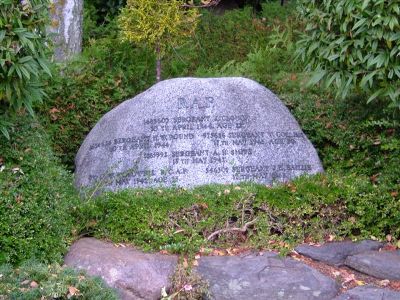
[64,238,400,300]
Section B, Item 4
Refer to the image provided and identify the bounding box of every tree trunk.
[49,0,83,61]
[156,45,162,82]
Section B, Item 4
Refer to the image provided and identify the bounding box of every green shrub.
[0,260,118,299]
[0,116,80,265]
[39,37,155,169]
[73,172,399,254]
[297,0,400,107]
[0,0,52,138]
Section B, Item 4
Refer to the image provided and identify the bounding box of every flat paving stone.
[295,240,383,266]
[333,286,400,300]
[64,238,178,300]
[196,252,340,300]
[345,250,400,280]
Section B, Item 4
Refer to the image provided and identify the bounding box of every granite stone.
[196,252,340,299]
[295,240,383,266]
[64,238,178,300]
[333,286,400,300]
[75,77,323,192]
[345,250,400,280]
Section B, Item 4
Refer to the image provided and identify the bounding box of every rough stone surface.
[196,252,339,300]
[333,286,400,300]
[345,250,400,280]
[64,238,178,300]
[75,77,323,192]
[295,240,383,266]
[49,0,83,61]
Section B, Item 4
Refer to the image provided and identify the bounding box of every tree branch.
[207,218,258,241]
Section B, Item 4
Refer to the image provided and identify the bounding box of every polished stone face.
[75,77,323,192]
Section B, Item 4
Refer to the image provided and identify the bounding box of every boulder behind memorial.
[75,77,323,193]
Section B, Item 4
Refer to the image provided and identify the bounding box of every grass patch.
[73,172,398,255]
[0,260,117,299]
[0,115,80,265]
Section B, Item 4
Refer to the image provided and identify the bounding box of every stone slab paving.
[345,250,400,280]
[64,238,400,299]
[196,252,340,300]
[333,286,400,300]
[295,240,383,266]
[64,238,178,300]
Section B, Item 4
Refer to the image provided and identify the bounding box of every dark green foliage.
[39,39,155,169]
[0,260,118,299]
[1,0,399,280]
[297,0,400,107]
[0,116,80,265]
[85,0,125,26]
[74,172,399,254]
[0,0,52,138]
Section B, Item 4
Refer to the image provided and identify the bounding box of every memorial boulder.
[75,77,323,192]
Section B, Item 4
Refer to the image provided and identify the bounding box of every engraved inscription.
[85,97,313,188]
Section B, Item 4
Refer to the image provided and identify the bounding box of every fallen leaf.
[199,202,208,209]
[326,234,335,242]
[68,286,79,296]
[223,189,230,195]
[15,195,23,204]
[391,191,398,198]
[379,279,390,286]
[373,139,381,145]
[49,107,60,114]
[332,271,341,277]
[192,260,199,266]
[384,242,396,250]
[355,280,365,286]
[183,258,188,269]
[161,287,168,297]
[212,249,226,256]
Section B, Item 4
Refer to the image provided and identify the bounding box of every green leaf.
[0,30,5,43]
[37,58,52,77]
[19,56,33,64]
[307,70,327,86]
[360,70,378,89]
[367,89,383,103]
[0,125,10,140]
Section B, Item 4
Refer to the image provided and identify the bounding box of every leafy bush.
[0,116,80,265]
[0,260,118,299]
[74,172,399,255]
[297,0,400,107]
[118,0,199,81]
[0,0,52,138]
[39,37,155,170]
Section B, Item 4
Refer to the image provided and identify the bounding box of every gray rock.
[333,286,400,300]
[196,252,339,300]
[64,238,178,300]
[75,77,323,193]
[295,240,383,266]
[49,0,83,61]
[345,250,400,280]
